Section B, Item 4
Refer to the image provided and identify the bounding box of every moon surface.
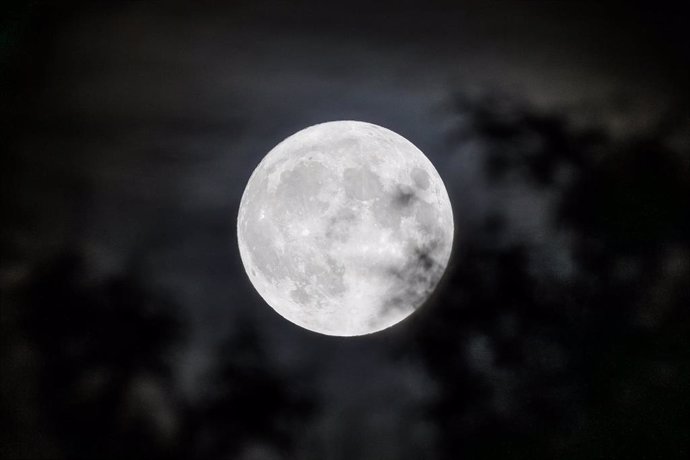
[237,121,453,336]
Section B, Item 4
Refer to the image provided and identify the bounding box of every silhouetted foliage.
[2,252,319,460]
[5,254,184,460]
[187,318,315,459]
[414,97,690,459]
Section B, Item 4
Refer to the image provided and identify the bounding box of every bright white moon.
[237,121,453,336]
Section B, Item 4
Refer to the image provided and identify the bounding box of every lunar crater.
[392,185,417,210]
[343,167,384,201]
[411,167,431,190]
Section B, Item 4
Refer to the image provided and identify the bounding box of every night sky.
[2,1,689,459]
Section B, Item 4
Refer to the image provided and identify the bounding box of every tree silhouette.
[3,250,320,460]
[413,96,690,459]
[186,317,315,460]
[13,253,185,460]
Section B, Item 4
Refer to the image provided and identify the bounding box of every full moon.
[237,121,453,336]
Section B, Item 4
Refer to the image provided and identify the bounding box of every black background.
[2,1,689,459]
